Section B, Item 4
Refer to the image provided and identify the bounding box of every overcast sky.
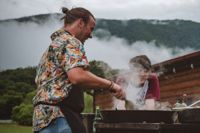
[0,0,198,70]
[0,0,200,22]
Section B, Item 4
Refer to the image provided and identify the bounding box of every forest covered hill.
[2,13,200,49]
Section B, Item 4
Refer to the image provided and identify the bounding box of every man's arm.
[67,67,125,99]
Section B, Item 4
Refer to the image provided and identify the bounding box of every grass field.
[0,123,32,133]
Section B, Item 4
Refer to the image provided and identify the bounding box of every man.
[33,7,125,133]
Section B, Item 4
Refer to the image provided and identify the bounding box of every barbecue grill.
[93,109,200,133]
[95,122,200,133]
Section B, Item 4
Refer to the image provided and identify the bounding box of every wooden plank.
[161,89,200,97]
[160,80,200,92]
[160,70,200,86]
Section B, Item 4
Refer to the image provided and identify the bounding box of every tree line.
[0,60,118,126]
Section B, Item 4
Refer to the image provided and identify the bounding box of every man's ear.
[78,18,85,28]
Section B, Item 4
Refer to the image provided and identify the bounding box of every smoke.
[0,17,195,71]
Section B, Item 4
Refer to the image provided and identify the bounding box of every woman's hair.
[129,55,152,71]
[61,7,95,25]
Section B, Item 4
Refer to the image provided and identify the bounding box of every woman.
[116,55,160,110]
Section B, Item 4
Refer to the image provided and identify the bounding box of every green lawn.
[0,123,32,133]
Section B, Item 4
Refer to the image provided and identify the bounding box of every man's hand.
[111,83,126,100]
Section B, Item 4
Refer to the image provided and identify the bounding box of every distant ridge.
[0,13,62,24]
[1,13,200,49]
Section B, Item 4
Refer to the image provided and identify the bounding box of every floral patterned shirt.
[32,28,89,131]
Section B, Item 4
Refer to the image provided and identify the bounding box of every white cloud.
[0,19,62,70]
[85,37,193,69]
[0,18,194,70]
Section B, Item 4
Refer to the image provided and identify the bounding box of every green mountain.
[94,19,200,49]
[1,13,200,49]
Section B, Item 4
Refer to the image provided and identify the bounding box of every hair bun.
[62,7,69,14]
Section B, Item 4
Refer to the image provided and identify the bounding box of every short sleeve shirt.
[116,72,160,101]
[146,74,160,100]
[32,28,89,131]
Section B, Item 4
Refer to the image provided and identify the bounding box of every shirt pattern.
[32,28,89,131]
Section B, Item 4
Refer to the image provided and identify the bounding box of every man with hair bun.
[32,7,125,133]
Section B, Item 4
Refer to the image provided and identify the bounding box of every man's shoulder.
[51,28,80,44]
[51,28,66,40]
[57,34,82,48]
